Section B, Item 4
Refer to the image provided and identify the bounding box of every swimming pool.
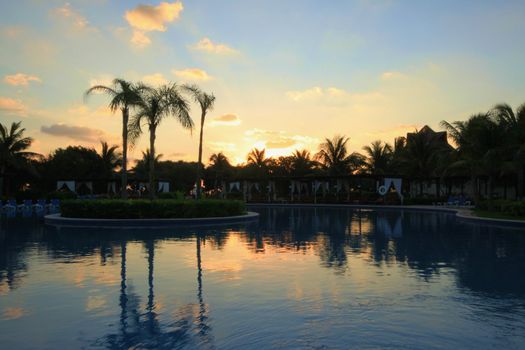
[1,206,524,349]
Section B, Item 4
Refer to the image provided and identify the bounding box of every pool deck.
[248,203,525,228]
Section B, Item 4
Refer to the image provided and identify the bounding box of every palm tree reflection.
[97,237,213,349]
[196,234,212,340]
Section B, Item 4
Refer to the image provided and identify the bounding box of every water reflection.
[92,237,214,349]
[1,207,525,348]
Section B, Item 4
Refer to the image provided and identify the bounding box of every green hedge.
[60,199,247,219]
[157,191,185,200]
[476,199,525,217]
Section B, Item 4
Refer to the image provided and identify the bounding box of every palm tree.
[490,103,525,198]
[98,141,121,179]
[362,140,393,175]
[140,148,163,169]
[247,148,270,168]
[209,152,231,169]
[290,149,317,176]
[183,84,216,199]
[131,83,193,199]
[131,149,163,180]
[441,113,504,200]
[208,152,232,189]
[85,79,143,199]
[315,135,364,175]
[0,121,38,196]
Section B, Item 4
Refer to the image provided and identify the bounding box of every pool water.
[1,206,525,349]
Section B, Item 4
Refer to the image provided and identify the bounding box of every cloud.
[40,123,106,142]
[286,86,347,101]
[131,30,151,48]
[191,37,238,55]
[3,73,41,86]
[210,113,241,126]
[244,129,319,152]
[266,139,296,149]
[0,97,27,115]
[53,3,95,31]
[125,1,183,47]
[1,26,24,39]
[67,104,113,119]
[142,73,168,86]
[125,1,183,31]
[173,68,211,81]
[381,71,407,80]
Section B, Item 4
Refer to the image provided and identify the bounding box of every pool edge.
[44,211,260,228]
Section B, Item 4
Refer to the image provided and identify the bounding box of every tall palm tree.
[490,102,525,198]
[315,135,364,175]
[362,140,393,175]
[183,84,216,199]
[247,148,270,168]
[131,83,193,199]
[0,121,38,196]
[98,141,121,179]
[85,79,143,199]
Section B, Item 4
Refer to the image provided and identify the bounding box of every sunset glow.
[1,1,525,164]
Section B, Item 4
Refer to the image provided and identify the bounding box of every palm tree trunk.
[196,113,205,200]
[149,125,156,200]
[121,108,129,199]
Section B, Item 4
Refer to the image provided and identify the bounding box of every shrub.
[46,191,77,201]
[476,199,525,217]
[403,197,447,205]
[157,191,184,200]
[60,199,247,219]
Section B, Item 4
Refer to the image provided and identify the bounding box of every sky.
[1,0,525,165]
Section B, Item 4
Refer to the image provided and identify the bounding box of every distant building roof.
[406,125,451,148]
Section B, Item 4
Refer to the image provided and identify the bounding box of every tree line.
[0,78,523,200]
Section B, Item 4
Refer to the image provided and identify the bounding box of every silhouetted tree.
[183,84,215,199]
[316,135,365,175]
[85,79,143,199]
[130,84,193,198]
[0,121,39,196]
